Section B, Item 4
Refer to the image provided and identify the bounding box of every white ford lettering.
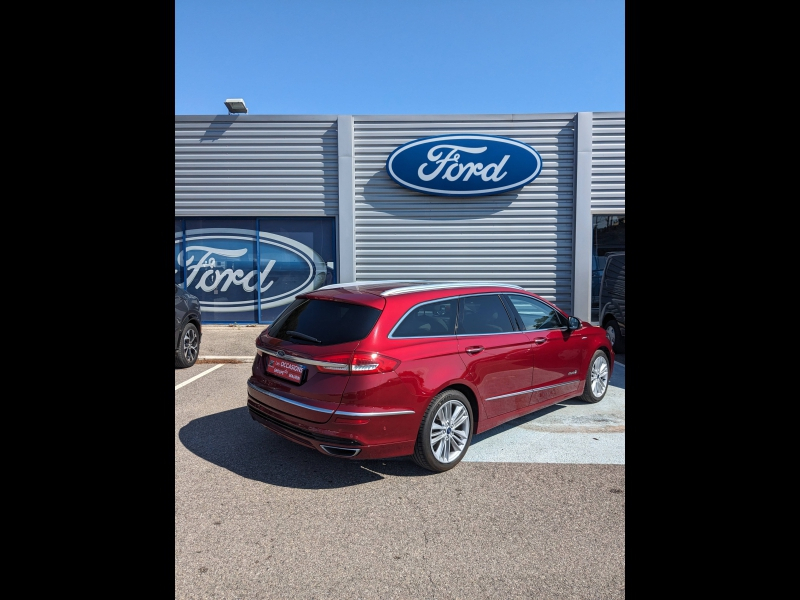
[417,145,510,183]
[179,246,277,293]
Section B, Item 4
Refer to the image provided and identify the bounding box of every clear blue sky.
[175,0,624,116]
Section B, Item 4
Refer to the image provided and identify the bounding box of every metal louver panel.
[175,115,339,216]
[353,114,577,312]
[591,112,625,213]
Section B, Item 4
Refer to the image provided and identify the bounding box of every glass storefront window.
[258,218,336,323]
[174,217,336,324]
[591,215,625,322]
[179,218,259,323]
[175,220,184,287]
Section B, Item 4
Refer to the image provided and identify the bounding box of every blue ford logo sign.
[386,134,543,197]
[175,229,327,314]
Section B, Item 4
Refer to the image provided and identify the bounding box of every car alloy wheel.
[590,353,609,397]
[430,399,470,463]
[605,319,624,353]
[183,327,199,363]
[580,350,609,403]
[413,389,474,472]
[605,324,616,346]
[176,323,199,368]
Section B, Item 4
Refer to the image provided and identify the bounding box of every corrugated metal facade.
[352,114,577,312]
[175,115,339,217]
[590,112,625,213]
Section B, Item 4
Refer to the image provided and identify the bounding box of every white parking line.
[175,364,224,390]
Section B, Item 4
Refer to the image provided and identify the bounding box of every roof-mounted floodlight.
[224,98,248,114]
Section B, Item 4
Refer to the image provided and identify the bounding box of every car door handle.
[465,346,484,355]
[533,338,546,345]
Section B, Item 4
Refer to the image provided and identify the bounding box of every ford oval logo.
[386,134,543,197]
[175,229,328,314]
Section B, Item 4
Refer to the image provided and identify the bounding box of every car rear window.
[268,298,382,345]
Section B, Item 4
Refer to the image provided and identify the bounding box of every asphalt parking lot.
[175,327,625,599]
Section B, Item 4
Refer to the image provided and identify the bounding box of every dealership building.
[175,111,625,325]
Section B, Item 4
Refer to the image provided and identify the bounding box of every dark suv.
[175,284,202,368]
[598,252,625,353]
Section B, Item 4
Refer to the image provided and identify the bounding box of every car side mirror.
[568,316,581,330]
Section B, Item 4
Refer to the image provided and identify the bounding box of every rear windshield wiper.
[286,330,322,344]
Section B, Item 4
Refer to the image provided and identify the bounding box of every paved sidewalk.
[196,324,264,363]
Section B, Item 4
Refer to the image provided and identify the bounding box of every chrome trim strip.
[458,330,523,337]
[334,409,415,417]
[485,389,532,401]
[387,333,457,340]
[256,347,349,370]
[247,381,335,414]
[382,282,525,297]
[530,380,581,393]
[388,292,530,339]
[485,380,580,402]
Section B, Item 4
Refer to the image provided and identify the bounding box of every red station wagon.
[246,281,614,472]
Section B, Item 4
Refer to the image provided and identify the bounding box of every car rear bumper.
[246,389,417,460]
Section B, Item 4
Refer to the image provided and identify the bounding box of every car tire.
[605,319,625,353]
[175,322,200,369]
[580,349,610,404]
[412,389,474,473]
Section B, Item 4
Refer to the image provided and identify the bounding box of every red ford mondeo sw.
[246,281,614,472]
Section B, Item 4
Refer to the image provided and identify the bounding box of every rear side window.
[457,294,515,334]
[392,299,457,338]
[269,299,381,345]
[504,294,566,331]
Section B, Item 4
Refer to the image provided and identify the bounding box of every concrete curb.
[197,356,253,364]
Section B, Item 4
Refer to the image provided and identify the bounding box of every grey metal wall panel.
[591,112,625,213]
[175,115,339,217]
[353,114,577,312]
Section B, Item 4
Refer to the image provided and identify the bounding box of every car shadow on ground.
[179,363,625,489]
[178,407,434,489]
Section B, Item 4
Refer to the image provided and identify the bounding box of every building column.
[337,115,356,282]
[573,112,593,322]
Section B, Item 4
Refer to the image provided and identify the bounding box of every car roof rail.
[316,280,424,291]
[381,282,525,296]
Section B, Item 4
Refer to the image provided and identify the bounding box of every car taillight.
[316,351,400,375]
[352,352,400,373]
[314,355,350,374]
